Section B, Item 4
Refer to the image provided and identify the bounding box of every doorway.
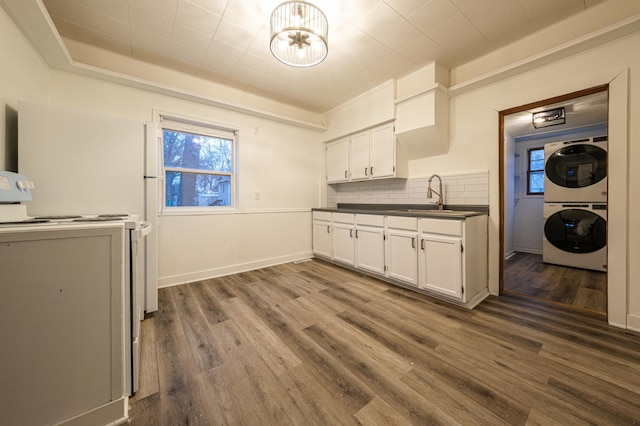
[499,85,609,315]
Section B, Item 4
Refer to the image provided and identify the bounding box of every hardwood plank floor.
[129,260,640,425]
[503,252,607,314]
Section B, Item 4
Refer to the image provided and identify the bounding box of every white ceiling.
[37,0,608,113]
[504,90,608,139]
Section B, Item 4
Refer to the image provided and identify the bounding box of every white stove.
[0,171,149,397]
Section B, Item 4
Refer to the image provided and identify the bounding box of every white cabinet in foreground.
[419,216,488,305]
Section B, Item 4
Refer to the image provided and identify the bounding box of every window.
[527,147,545,195]
[162,120,236,208]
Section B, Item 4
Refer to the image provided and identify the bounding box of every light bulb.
[297,47,307,59]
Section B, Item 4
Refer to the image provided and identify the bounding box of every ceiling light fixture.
[532,107,566,128]
[270,1,328,67]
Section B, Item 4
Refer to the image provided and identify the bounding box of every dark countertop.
[313,203,489,220]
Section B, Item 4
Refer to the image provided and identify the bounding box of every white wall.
[0,6,49,170]
[504,132,515,257]
[46,71,324,286]
[511,138,543,254]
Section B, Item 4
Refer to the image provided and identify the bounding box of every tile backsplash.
[326,171,489,207]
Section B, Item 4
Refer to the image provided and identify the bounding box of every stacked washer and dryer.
[542,136,608,272]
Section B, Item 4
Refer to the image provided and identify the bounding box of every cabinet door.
[350,131,370,180]
[386,229,418,286]
[312,221,332,258]
[370,123,395,178]
[326,139,349,183]
[419,234,462,299]
[333,223,355,265]
[355,226,385,274]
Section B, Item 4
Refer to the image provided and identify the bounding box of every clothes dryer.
[542,202,607,272]
[544,136,607,202]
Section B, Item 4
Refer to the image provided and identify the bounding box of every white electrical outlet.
[255,192,261,200]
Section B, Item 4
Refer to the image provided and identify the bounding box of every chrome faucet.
[427,174,444,210]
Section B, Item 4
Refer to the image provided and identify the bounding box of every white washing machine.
[544,136,607,202]
[543,203,607,272]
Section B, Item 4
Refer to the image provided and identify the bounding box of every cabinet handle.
[326,225,330,233]
[356,230,359,238]
[350,229,353,238]
[412,237,415,249]
[365,167,368,176]
[420,239,425,250]
[344,170,348,179]
[370,167,373,176]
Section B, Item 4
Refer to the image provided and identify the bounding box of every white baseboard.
[158,251,314,288]
[626,314,640,332]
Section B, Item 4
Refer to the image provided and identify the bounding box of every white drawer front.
[356,214,384,227]
[420,218,463,236]
[313,211,331,221]
[386,216,418,231]
[332,212,355,224]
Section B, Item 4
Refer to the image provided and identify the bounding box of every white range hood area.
[394,63,450,159]
[395,84,450,159]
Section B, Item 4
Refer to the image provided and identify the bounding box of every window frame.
[159,116,238,213]
[527,147,545,195]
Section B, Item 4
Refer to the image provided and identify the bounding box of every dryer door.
[544,208,606,253]
[545,144,607,189]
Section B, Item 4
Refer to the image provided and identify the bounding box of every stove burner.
[73,217,126,222]
[35,215,83,220]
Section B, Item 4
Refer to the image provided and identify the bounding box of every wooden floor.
[503,252,607,314]
[129,259,640,425]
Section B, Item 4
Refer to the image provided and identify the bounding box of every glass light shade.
[270,1,328,67]
[532,107,566,128]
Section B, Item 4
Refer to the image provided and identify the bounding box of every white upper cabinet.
[370,123,396,178]
[325,122,407,184]
[326,138,350,183]
[349,131,370,180]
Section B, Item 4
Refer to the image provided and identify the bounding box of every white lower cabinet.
[418,216,487,304]
[312,212,332,259]
[332,213,355,266]
[386,216,418,286]
[311,210,488,308]
[419,233,463,298]
[355,214,385,275]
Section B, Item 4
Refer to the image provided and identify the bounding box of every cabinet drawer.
[332,212,355,224]
[356,214,384,227]
[313,211,331,221]
[386,215,418,231]
[420,218,462,236]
